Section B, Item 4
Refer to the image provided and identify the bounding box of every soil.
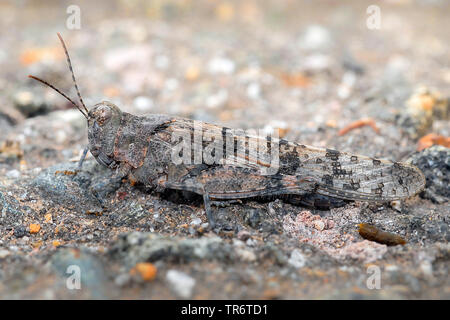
[0,0,448,299]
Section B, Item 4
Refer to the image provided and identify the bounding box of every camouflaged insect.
[29,34,426,227]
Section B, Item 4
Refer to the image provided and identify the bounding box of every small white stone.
[337,72,356,99]
[14,91,33,105]
[299,25,331,50]
[127,232,141,245]
[236,248,256,262]
[420,261,433,277]
[55,130,67,144]
[208,57,235,74]
[31,168,42,175]
[166,270,196,298]
[190,218,202,226]
[314,220,325,231]
[154,55,170,69]
[0,249,10,259]
[115,273,131,286]
[246,82,260,99]
[303,54,331,71]
[23,127,34,137]
[232,239,245,247]
[201,223,209,229]
[288,249,306,268]
[262,120,288,136]
[165,78,179,91]
[390,200,402,212]
[385,265,398,272]
[133,96,154,112]
[6,170,20,179]
[206,89,228,108]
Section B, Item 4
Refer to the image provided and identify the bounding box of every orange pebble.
[132,262,157,281]
[185,66,200,81]
[417,133,450,151]
[29,224,41,234]
[280,72,311,88]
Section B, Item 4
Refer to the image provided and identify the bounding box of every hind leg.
[286,193,349,210]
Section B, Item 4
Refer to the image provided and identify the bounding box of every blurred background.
[0,0,449,167]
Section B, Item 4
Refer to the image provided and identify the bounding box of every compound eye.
[95,105,112,126]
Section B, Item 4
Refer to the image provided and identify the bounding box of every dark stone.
[409,146,449,203]
[14,226,27,238]
[245,209,261,228]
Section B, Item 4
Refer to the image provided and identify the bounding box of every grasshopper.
[29,33,426,228]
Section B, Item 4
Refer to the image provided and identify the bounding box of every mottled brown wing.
[162,119,426,201]
[165,119,282,173]
[280,142,426,201]
[159,119,315,198]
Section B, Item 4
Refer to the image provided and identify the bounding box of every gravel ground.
[0,0,449,299]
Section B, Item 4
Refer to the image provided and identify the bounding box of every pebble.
[45,214,53,223]
[132,262,157,281]
[246,82,261,99]
[263,120,289,137]
[14,91,34,111]
[237,230,251,241]
[14,226,26,238]
[303,54,331,71]
[390,200,402,212]
[299,25,332,50]
[420,261,433,277]
[115,273,131,287]
[208,57,235,74]
[166,270,196,298]
[232,239,245,247]
[314,220,325,231]
[206,89,228,108]
[288,249,306,268]
[409,146,449,203]
[154,55,170,69]
[235,248,257,262]
[397,87,448,140]
[13,90,52,117]
[385,265,399,272]
[0,249,10,259]
[190,218,202,226]
[29,223,40,234]
[6,170,20,179]
[337,72,356,99]
[54,130,67,144]
[133,96,154,112]
[201,223,209,229]
[185,66,200,81]
[165,78,179,91]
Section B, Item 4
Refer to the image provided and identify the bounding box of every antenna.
[28,75,88,119]
[56,32,89,115]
